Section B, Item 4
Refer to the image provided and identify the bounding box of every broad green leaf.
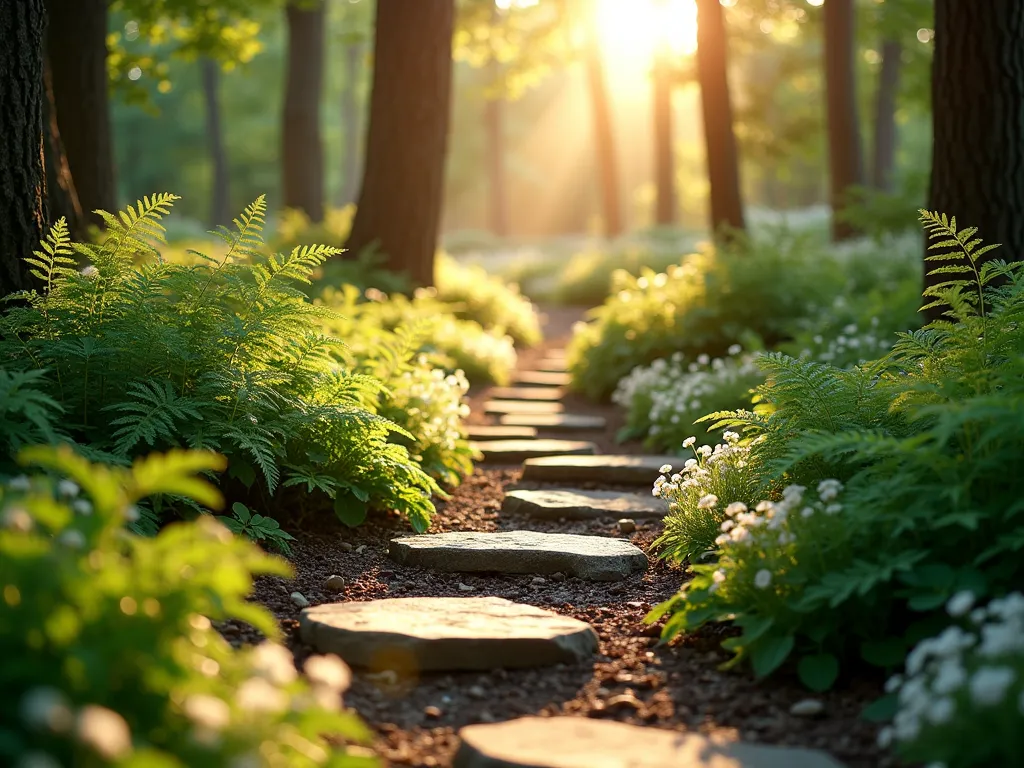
[798,653,839,692]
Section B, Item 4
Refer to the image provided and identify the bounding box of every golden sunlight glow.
[595,0,699,64]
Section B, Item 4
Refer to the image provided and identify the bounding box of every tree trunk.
[582,11,624,238]
[927,0,1024,320]
[823,0,864,241]
[696,0,745,236]
[282,0,326,222]
[345,0,455,287]
[47,0,115,225]
[872,39,901,191]
[201,58,231,227]
[0,0,47,295]
[485,69,509,237]
[43,53,84,240]
[339,40,365,206]
[652,43,676,227]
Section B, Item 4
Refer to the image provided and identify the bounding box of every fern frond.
[24,218,77,294]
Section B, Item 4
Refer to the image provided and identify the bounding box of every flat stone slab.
[487,386,565,401]
[502,489,668,520]
[388,531,647,581]
[535,359,570,373]
[499,413,606,431]
[454,717,846,768]
[471,439,597,464]
[466,425,539,441]
[512,371,571,387]
[484,400,565,416]
[300,597,597,671]
[521,455,678,486]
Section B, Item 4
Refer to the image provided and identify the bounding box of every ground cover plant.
[0,445,374,767]
[646,214,1024,710]
[567,230,921,401]
[0,196,446,532]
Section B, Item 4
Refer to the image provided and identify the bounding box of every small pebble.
[339,541,354,552]
[458,582,475,592]
[324,575,346,592]
[551,572,566,582]
[290,592,310,608]
[617,518,636,534]
[789,698,825,717]
[531,576,547,585]
[355,544,368,554]
[424,706,442,718]
[468,685,487,699]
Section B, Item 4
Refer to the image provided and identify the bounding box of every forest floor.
[221,305,891,767]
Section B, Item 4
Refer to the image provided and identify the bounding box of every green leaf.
[750,634,794,678]
[908,592,947,611]
[231,502,251,523]
[215,515,243,533]
[861,694,898,723]
[798,653,839,692]
[861,638,907,668]
[334,492,368,528]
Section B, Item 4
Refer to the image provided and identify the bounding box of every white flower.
[884,674,902,694]
[183,695,231,731]
[801,506,814,518]
[876,726,894,749]
[304,654,351,692]
[946,591,975,618]
[712,569,727,584]
[817,479,842,502]
[722,431,739,443]
[968,666,1016,706]
[57,530,85,549]
[728,344,742,355]
[754,569,772,589]
[720,520,735,532]
[20,687,72,732]
[250,642,298,685]
[925,697,955,725]
[236,677,287,714]
[724,502,747,517]
[697,445,712,458]
[659,464,673,474]
[824,503,843,515]
[76,705,132,760]
[682,436,696,448]
[697,354,710,365]
[8,475,31,492]
[57,480,79,498]
[72,499,92,516]
[697,494,718,510]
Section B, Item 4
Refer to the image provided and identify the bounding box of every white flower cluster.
[652,431,752,501]
[613,347,763,448]
[795,318,892,367]
[392,359,471,455]
[880,592,1024,758]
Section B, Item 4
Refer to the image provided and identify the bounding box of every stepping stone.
[488,386,565,401]
[466,425,539,441]
[299,597,597,671]
[502,489,668,520]
[453,717,846,768]
[536,359,570,373]
[471,439,597,464]
[543,349,567,361]
[499,413,606,431]
[388,530,647,581]
[484,400,565,416]
[512,371,571,387]
[521,455,678,486]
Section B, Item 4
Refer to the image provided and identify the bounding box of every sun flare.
[595,0,699,66]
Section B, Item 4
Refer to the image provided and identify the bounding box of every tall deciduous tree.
[823,0,864,241]
[0,0,47,295]
[345,0,455,287]
[47,0,117,226]
[651,35,676,226]
[695,0,745,236]
[201,58,231,226]
[871,38,901,191]
[927,0,1024,317]
[339,39,366,206]
[42,55,84,240]
[582,5,623,238]
[282,0,326,222]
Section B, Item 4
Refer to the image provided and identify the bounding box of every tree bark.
[345,0,455,287]
[201,58,231,227]
[0,0,47,295]
[582,11,624,238]
[927,0,1024,320]
[282,0,326,222]
[485,72,509,237]
[47,0,115,225]
[43,53,84,240]
[652,42,676,226]
[696,0,745,236]
[872,39,901,191]
[339,40,366,206]
[823,0,864,241]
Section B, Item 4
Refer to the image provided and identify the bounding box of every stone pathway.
[300,347,847,766]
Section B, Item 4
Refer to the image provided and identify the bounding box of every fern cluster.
[652,212,1024,698]
[0,195,442,531]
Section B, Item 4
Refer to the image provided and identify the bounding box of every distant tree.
[47,0,117,226]
[0,0,47,295]
[345,0,456,287]
[200,58,231,226]
[42,55,85,239]
[581,4,623,238]
[282,0,326,221]
[696,0,745,236]
[651,19,676,226]
[927,0,1024,318]
[871,38,901,191]
[822,0,865,241]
